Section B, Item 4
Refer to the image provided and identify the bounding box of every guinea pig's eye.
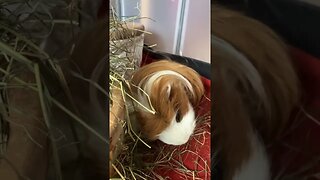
[176,111,181,122]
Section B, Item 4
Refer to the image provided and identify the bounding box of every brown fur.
[212,5,300,179]
[131,60,204,139]
[212,6,300,140]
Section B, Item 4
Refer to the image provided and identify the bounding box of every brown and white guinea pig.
[212,5,300,180]
[130,60,205,145]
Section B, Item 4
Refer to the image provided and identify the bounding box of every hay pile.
[109,6,152,179]
[0,1,108,179]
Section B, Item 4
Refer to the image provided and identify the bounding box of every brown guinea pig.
[130,60,204,145]
[212,5,300,180]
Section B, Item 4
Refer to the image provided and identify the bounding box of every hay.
[0,0,108,179]
[112,113,211,179]
[109,5,153,178]
[0,1,67,177]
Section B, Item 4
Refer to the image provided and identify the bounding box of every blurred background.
[0,1,108,180]
[216,0,320,58]
[213,1,320,179]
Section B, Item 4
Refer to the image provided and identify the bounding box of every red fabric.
[269,48,320,179]
[139,55,211,179]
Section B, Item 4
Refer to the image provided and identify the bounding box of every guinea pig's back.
[212,5,300,141]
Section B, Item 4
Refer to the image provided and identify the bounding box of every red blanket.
[269,48,320,179]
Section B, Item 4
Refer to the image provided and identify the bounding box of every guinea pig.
[212,5,300,180]
[130,60,205,145]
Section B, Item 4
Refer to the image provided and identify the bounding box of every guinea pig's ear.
[166,85,171,98]
[166,82,186,102]
[185,77,205,106]
[166,84,177,103]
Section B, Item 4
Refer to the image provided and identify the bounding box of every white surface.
[119,0,141,20]
[113,0,211,63]
[180,0,210,63]
[140,0,181,54]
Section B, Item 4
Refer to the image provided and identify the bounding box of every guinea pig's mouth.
[157,104,196,145]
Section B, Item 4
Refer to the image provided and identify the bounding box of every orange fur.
[131,60,204,139]
[212,5,300,180]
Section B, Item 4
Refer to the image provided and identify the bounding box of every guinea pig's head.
[131,60,204,145]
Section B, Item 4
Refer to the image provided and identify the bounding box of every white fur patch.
[157,103,196,145]
[140,70,193,95]
[232,132,271,180]
[167,84,171,97]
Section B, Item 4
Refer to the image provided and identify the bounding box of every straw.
[0,1,108,179]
